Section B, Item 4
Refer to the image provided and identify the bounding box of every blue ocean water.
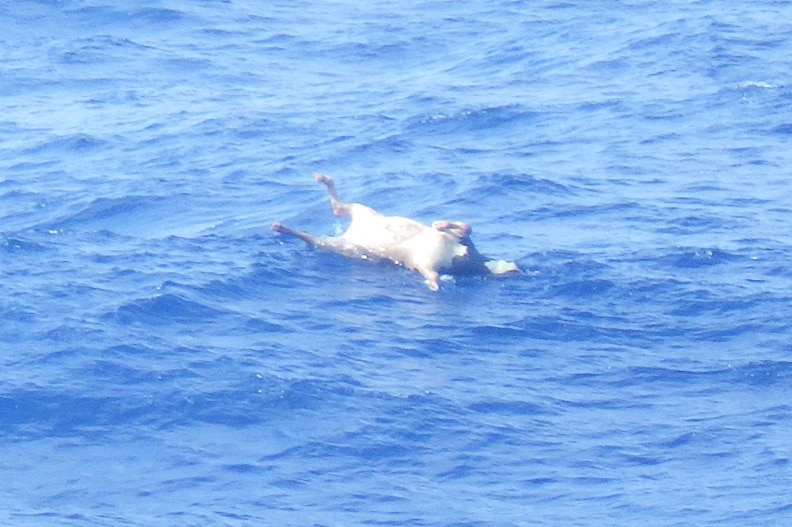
[2,0,792,525]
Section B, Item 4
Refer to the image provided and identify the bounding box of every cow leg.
[315,173,351,217]
[272,222,322,246]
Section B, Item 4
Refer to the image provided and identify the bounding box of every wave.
[1,235,49,254]
[66,5,188,27]
[405,104,540,136]
[24,133,108,155]
[48,194,223,238]
[0,374,357,437]
[658,247,741,268]
[113,293,230,326]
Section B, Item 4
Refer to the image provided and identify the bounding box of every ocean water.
[2,1,792,525]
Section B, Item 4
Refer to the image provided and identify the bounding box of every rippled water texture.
[2,1,792,526]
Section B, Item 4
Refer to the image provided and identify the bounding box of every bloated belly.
[342,214,426,251]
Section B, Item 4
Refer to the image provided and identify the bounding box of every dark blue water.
[3,1,792,525]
